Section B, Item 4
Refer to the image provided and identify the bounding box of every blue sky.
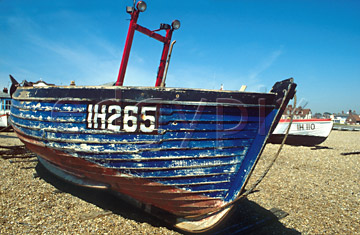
[1,0,359,113]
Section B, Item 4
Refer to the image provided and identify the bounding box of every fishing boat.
[10,1,296,233]
[269,118,333,146]
[0,89,11,128]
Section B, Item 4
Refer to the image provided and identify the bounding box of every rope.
[238,93,297,198]
[184,94,297,220]
[0,125,12,132]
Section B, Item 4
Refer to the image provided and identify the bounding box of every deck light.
[160,23,171,30]
[172,20,180,30]
[136,1,147,12]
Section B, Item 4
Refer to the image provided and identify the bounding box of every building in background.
[281,105,312,119]
[346,110,360,125]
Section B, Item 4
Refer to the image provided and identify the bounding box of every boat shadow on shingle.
[0,144,36,159]
[310,146,333,150]
[35,162,300,235]
[340,151,360,156]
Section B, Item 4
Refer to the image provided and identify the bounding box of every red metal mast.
[115,1,180,87]
[115,10,139,86]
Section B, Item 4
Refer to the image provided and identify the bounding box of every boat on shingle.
[269,118,333,146]
[10,1,296,233]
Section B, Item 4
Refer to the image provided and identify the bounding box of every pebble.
[1,130,359,234]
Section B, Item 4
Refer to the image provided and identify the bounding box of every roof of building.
[347,112,360,122]
[284,105,311,117]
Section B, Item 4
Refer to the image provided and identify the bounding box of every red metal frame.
[115,6,174,87]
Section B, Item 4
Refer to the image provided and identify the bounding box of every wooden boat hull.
[10,79,296,232]
[269,119,333,146]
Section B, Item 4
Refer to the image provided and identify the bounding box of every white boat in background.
[0,90,11,128]
[269,119,333,146]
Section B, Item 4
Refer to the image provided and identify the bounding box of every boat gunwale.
[12,84,278,95]
[279,118,332,123]
[11,97,277,108]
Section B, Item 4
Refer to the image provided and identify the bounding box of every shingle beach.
[1,130,359,234]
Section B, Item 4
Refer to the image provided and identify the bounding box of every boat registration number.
[297,123,315,130]
[86,104,157,133]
